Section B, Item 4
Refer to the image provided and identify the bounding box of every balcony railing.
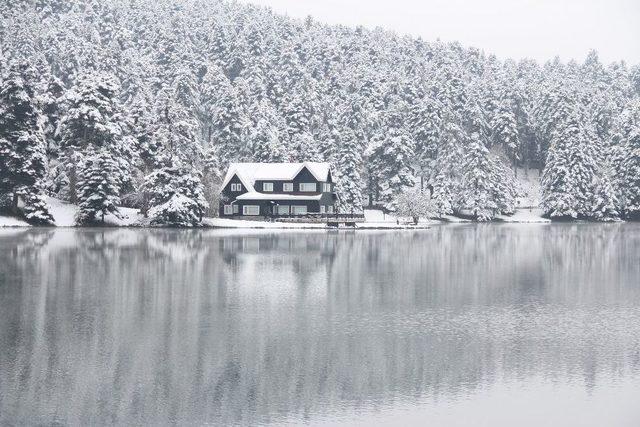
[272,212,365,223]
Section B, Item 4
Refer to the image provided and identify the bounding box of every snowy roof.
[235,192,323,201]
[222,162,331,192]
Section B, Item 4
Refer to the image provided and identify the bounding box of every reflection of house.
[219,162,338,218]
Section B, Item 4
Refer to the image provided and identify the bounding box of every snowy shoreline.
[0,202,566,229]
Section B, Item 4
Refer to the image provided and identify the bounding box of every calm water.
[1,224,640,426]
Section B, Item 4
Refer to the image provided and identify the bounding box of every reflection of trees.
[1,225,640,425]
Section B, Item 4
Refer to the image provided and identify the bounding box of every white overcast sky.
[236,0,640,64]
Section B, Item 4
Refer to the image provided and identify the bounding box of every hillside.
[1,0,639,226]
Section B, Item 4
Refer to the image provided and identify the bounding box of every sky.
[236,0,640,64]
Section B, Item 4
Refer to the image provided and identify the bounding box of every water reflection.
[0,225,639,425]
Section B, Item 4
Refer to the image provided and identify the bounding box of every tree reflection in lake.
[0,225,639,426]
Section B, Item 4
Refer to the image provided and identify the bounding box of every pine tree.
[371,112,416,212]
[0,61,53,225]
[590,165,620,221]
[250,117,285,163]
[152,88,203,168]
[248,100,287,163]
[491,99,520,166]
[429,122,463,217]
[457,133,498,221]
[621,128,640,219]
[144,162,209,227]
[334,128,363,212]
[57,73,127,203]
[541,110,599,219]
[76,149,122,225]
[210,85,249,166]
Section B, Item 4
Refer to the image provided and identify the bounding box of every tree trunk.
[11,192,19,216]
[68,149,78,204]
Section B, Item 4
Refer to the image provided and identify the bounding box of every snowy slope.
[0,197,143,227]
[46,197,143,227]
[515,168,542,209]
[0,216,30,227]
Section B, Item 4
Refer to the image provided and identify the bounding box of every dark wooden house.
[219,162,338,218]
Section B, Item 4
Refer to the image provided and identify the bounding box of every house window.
[323,183,331,192]
[299,183,317,192]
[243,205,260,216]
[292,205,308,215]
[277,205,290,215]
[327,206,334,214]
[224,205,233,215]
[262,182,274,192]
[320,205,326,214]
[231,183,242,192]
[233,205,239,214]
[283,182,294,192]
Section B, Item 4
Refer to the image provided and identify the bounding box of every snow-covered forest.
[1,0,639,226]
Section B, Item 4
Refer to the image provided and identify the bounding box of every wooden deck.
[274,213,366,226]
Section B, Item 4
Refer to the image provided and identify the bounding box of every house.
[219,162,338,218]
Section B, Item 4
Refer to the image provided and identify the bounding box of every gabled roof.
[221,162,331,192]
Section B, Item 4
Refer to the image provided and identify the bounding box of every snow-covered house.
[219,162,338,217]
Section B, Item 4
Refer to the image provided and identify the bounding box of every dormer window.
[231,183,242,192]
[283,182,294,192]
[299,183,317,192]
[262,182,274,192]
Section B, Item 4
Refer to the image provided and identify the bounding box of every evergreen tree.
[0,62,53,224]
[250,116,285,163]
[369,112,416,212]
[76,149,122,225]
[590,165,620,221]
[621,129,640,218]
[491,99,520,166]
[541,110,599,219]
[457,133,499,221]
[56,72,126,203]
[334,128,363,212]
[429,122,463,217]
[144,162,209,227]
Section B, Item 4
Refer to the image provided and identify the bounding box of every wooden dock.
[274,213,366,227]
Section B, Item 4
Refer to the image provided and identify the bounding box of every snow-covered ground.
[0,216,30,227]
[0,195,553,229]
[515,167,542,208]
[496,208,550,223]
[0,197,143,228]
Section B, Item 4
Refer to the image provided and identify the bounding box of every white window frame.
[277,205,290,215]
[292,205,308,215]
[243,205,260,216]
[299,183,317,192]
[230,183,242,192]
[283,182,294,192]
[233,204,239,214]
[320,205,326,214]
[323,183,331,193]
[327,206,334,214]
[262,182,274,192]
[224,205,233,215]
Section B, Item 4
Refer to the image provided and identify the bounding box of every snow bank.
[47,197,142,227]
[0,197,143,228]
[204,218,326,229]
[497,208,551,223]
[0,216,30,227]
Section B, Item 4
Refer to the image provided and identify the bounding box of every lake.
[1,224,639,426]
